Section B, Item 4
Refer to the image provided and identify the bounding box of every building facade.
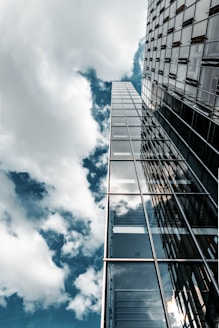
[101,81,218,328]
[101,1,219,327]
[142,0,219,203]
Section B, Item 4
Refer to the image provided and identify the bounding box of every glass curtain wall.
[101,82,219,328]
[142,0,219,202]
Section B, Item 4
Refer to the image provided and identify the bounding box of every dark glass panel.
[136,160,172,193]
[144,195,201,259]
[161,160,205,193]
[159,263,219,328]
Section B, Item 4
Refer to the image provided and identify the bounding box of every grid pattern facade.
[101,82,219,328]
[142,0,219,203]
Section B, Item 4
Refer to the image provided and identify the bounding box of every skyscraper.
[101,1,219,327]
[142,0,219,203]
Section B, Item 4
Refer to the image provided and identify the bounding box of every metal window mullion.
[174,193,219,295]
[100,86,115,328]
[125,110,172,328]
[157,109,218,206]
[160,159,219,295]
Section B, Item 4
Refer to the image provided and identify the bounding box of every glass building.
[142,0,219,202]
[101,81,218,328]
[101,1,219,328]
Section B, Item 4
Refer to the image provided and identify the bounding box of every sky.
[0,1,146,327]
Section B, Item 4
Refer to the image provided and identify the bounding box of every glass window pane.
[111,140,132,159]
[192,20,208,38]
[144,194,202,259]
[136,160,171,193]
[111,127,128,139]
[184,4,195,21]
[126,116,142,126]
[162,160,205,193]
[106,263,167,328]
[198,67,219,108]
[177,64,187,82]
[129,126,142,139]
[159,263,219,328]
[110,161,139,193]
[207,15,219,42]
[111,104,124,109]
[108,195,152,258]
[195,0,209,21]
[181,26,192,46]
[179,45,190,58]
[111,117,126,126]
[111,109,124,116]
[124,109,138,116]
[204,41,219,58]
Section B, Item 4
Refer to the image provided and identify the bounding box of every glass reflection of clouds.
[103,82,219,328]
[159,262,217,328]
[108,195,152,258]
[110,161,139,193]
[107,263,167,327]
[143,194,201,259]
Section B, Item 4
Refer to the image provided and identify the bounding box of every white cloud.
[42,213,68,235]
[62,231,84,257]
[0,0,145,81]
[0,0,145,316]
[0,227,68,312]
[67,267,102,320]
[0,172,68,311]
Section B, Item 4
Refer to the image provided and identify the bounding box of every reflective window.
[169,2,177,18]
[111,116,126,126]
[184,4,195,21]
[206,15,219,42]
[204,41,219,58]
[195,0,209,21]
[111,140,132,160]
[126,116,142,126]
[175,12,183,30]
[110,161,139,193]
[179,45,190,58]
[181,26,192,46]
[111,104,123,109]
[162,160,205,193]
[204,15,219,57]
[129,126,142,139]
[198,67,219,108]
[188,44,203,80]
[111,109,124,116]
[111,126,129,139]
[124,109,138,116]
[173,30,181,42]
[106,263,167,328]
[136,160,172,193]
[108,195,152,258]
[144,195,201,259]
[159,263,219,328]
[185,84,197,99]
[192,20,208,38]
[176,65,186,83]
